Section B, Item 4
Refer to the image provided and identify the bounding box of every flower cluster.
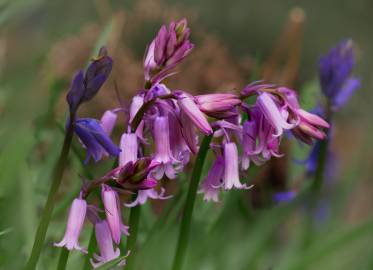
[56,19,329,267]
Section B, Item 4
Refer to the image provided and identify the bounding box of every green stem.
[83,229,97,270]
[124,194,142,270]
[25,116,75,270]
[311,138,329,193]
[56,248,70,270]
[171,135,212,270]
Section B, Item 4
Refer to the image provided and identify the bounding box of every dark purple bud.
[66,70,85,113]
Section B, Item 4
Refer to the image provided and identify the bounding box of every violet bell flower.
[198,156,224,202]
[101,185,129,245]
[319,40,360,110]
[195,93,241,118]
[223,142,252,190]
[74,118,120,163]
[152,116,180,180]
[175,91,213,135]
[90,220,126,268]
[54,195,87,253]
[100,110,118,136]
[119,133,138,167]
[256,92,297,137]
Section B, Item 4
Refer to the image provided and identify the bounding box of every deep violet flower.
[55,196,87,253]
[319,40,360,110]
[273,191,297,203]
[75,118,120,163]
[101,185,129,245]
[198,156,224,202]
[90,220,125,268]
[67,47,112,113]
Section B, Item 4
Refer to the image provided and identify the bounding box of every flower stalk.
[26,113,75,270]
[171,135,212,270]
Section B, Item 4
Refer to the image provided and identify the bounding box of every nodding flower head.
[195,93,241,118]
[175,91,213,135]
[54,196,87,253]
[119,133,138,167]
[198,156,224,202]
[152,116,181,180]
[100,110,117,136]
[291,109,330,144]
[223,142,251,190]
[144,19,193,84]
[319,40,360,110]
[90,220,124,268]
[101,185,129,245]
[74,118,120,163]
[67,47,112,113]
[256,92,297,137]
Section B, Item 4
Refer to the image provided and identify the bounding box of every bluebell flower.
[319,40,360,110]
[273,191,296,203]
[75,118,120,163]
[67,47,113,113]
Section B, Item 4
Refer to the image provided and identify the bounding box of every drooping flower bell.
[119,133,138,167]
[198,156,224,202]
[67,47,113,113]
[74,118,120,163]
[195,93,241,119]
[223,142,251,190]
[90,220,125,268]
[152,116,181,180]
[100,110,118,136]
[101,185,129,245]
[175,91,213,135]
[55,195,87,253]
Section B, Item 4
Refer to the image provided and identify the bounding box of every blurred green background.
[1,0,372,269]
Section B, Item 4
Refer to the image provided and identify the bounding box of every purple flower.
[273,191,296,203]
[223,142,251,190]
[256,92,297,137]
[100,110,117,136]
[67,47,112,113]
[195,93,241,118]
[90,220,125,268]
[291,109,330,144]
[169,112,191,164]
[176,91,213,135]
[144,19,193,84]
[119,133,138,167]
[55,196,87,253]
[152,116,180,180]
[102,185,129,245]
[198,156,224,202]
[75,118,120,163]
[319,40,360,110]
[125,188,172,208]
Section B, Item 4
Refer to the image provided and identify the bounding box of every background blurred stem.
[124,195,141,270]
[56,248,69,270]
[172,135,212,270]
[25,114,75,270]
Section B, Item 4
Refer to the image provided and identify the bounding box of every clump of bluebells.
[55,19,329,267]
